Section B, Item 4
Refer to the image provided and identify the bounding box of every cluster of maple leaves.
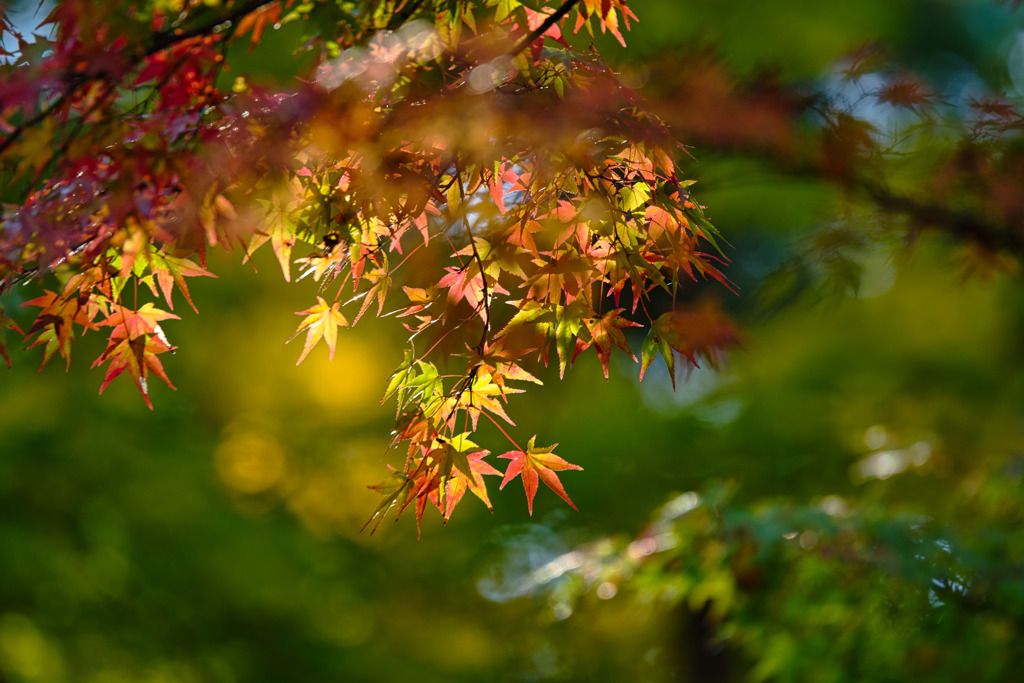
[0,0,738,530]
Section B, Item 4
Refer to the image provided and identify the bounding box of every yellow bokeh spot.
[0,614,65,682]
[215,431,288,494]
[302,335,384,416]
[284,438,390,540]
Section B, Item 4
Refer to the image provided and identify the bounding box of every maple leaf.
[363,467,414,535]
[23,290,104,370]
[663,298,742,370]
[583,308,640,378]
[100,303,179,338]
[436,254,508,315]
[396,286,438,319]
[524,249,596,305]
[436,450,502,521]
[875,77,933,113]
[499,436,583,515]
[0,307,24,368]
[427,433,502,521]
[470,339,545,393]
[349,266,392,325]
[91,304,180,409]
[245,216,297,282]
[145,250,217,312]
[639,300,741,388]
[552,298,591,378]
[289,296,349,365]
[640,311,678,389]
[503,218,544,258]
[92,330,178,410]
[450,370,521,430]
[405,452,443,537]
[234,2,281,48]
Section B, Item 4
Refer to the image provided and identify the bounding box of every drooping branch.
[856,177,1024,256]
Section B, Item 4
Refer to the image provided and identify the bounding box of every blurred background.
[4,0,1024,681]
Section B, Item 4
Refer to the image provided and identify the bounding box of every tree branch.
[648,85,1024,257]
[510,0,581,57]
[144,0,276,56]
[384,0,430,32]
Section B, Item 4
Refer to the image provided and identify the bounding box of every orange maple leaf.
[583,308,640,378]
[499,436,583,515]
[91,304,180,409]
[432,449,502,522]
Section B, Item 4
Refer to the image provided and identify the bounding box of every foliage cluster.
[1,0,738,527]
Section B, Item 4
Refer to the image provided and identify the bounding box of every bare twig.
[510,0,581,57]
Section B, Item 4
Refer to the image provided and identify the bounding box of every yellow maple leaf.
[289,296,349,365]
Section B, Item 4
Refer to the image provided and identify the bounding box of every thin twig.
[384,0,429,32]
[509,0,582,57]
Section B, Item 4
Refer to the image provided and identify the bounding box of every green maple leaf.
[553,298,590,378]
[640,312,676,389]
[499,436,583,515]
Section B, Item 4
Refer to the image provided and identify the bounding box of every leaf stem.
[481,409,523,452]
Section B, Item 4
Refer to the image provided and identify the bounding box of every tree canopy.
[3,0,1024,681]
[2,0,738,527]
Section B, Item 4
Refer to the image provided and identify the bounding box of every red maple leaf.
[875,77,933,113]
[499,436,583,515]
[92,303,180,409]
[23,290,105,369]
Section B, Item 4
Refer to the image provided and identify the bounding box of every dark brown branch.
[510,0,581,57]
[772,148,1024,256]
[653,100,1024,257]
[858,178,1024,255]
[384,0,429,32]
[771,148,1024,255]
[143,0,276,57]
[0,91,71,157]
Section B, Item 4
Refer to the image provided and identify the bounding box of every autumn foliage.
[0,0,740,529]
